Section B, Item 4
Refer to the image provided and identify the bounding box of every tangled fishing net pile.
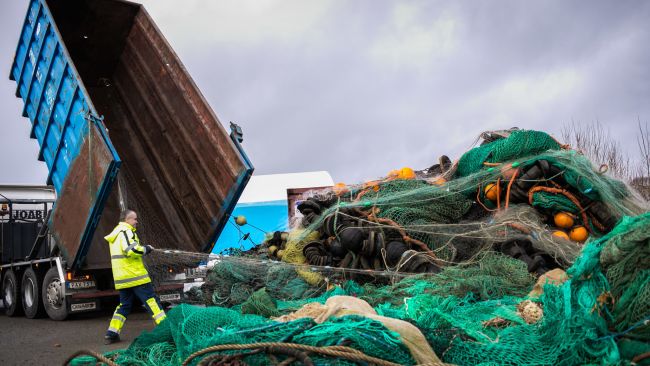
[72,129,649,366]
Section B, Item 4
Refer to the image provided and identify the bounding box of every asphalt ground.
[0,304,155,365]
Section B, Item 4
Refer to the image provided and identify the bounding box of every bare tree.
[561,120,631,180]
[562,120,650,201]
[637,119,650,179]
[630,119,650,200]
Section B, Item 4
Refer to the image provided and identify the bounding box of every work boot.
[104,334,121,345]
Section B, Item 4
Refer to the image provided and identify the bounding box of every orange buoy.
[554,212,575,229]
[235,215,247,226]
[552,230,570,240]
[397,167,416,180]
[569,226,588,242]
[333,182,348,195]
[484,183,499,201]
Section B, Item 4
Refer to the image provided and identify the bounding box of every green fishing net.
[71,130,649,366]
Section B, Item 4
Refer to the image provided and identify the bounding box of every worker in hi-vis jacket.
[103,209,166,344]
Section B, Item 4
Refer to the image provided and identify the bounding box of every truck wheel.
[22,268,46,318]
[42,267,68,321]
[2,269,23,317]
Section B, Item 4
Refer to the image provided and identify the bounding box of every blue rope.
[597,315,650,341]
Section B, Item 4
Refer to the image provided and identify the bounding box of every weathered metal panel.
[102,8,252,253]
[10,0,121,269]
[50,126,119,267]
[11,0,253,269]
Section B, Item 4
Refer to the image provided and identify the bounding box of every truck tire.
[22,268,46,318]
[2,269,23,317]
[42,267,68,321]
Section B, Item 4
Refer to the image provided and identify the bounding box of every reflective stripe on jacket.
[105,222,151,289]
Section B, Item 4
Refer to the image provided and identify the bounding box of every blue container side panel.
[11,1,41,86]
[10,0,122,266]
[33,45,66,154]
[40,67,74,173]
[47,86,88,191]
[10,2,37,83]
[11,0,101,194]
[25,22,58,135]
[213,200,289,254]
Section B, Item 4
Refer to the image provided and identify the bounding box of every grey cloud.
[0,0,48,184]
[1,0,648,186]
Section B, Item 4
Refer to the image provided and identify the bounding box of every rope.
[549,135,571,150]
[506,221,532,235]
[63,349,118,366]
[596,315,650,341]
[246,221,271,235]
[197,349,263,366]
[504,169,519,209]
[367,215,441,263]
[527,186,591,233]
[632,352,650,364]
[476,184,497,212]
[588,212,607,232]
[181,342,405,366]
[598,164,609,174]
[496,178,501,210]
[355,181,381,201]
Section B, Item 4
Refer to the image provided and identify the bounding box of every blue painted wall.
[213,200,289,253]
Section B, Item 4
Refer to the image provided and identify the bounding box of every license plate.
[71,302,96,312]
[159,293,181,302]
[68,281,95,289]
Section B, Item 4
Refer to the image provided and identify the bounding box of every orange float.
[333,182,348,195]
[484,183,499,201]
[235,215,247,226]
[553,212,575,229]
[569,226,588,242]
[397,167,416,180]
[552,230,570,240]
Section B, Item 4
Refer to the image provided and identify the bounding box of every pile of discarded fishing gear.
[69,129,649,366]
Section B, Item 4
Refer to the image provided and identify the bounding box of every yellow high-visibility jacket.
[104,222,151,289]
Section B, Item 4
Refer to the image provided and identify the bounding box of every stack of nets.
[71,129,649,366]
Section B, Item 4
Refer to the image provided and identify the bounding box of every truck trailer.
[1,0,253,320]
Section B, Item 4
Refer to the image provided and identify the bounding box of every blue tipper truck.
[1,0,253,320]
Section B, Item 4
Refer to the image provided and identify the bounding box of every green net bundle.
[455,129,563,177]
[72,213,650,366]
[72,129,649,366]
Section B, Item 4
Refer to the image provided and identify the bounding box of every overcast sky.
[1,0,648,186]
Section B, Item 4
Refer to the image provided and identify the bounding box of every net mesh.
[70,129,649,366]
